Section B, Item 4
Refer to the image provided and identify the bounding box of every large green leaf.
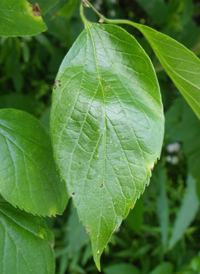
[133,23,200,119]
[0,109,68,216]
[50,23,164,269]
[0,0,47,37]
[0,198,55,274]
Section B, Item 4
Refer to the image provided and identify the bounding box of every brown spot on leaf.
[100,182,105,189]
[71,191,76,197]
[105,85,111,91]
[48,241,54,250]
[29,3,41,17]
[86,227,91,234]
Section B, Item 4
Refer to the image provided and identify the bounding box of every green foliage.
[1,0,200,273]
[50,21,164,269]
[0,0,47,37]
[130,23,200,120]
[149,262,174,274]
[104,263,140,274]
[0,109,68,216]
[169,175,199,249]
[0,197,55,274]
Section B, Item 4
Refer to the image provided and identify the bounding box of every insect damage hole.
[105,85,111,91]
[86,227,91,234]
[29,3,41,17]
[71,191,76,197]
[53,79,61,89]
[100,182,105,189]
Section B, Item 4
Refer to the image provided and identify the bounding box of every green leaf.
[29,0,58,15]
[50,23,164,269]
[169,174,199,249]
[0,109,68,216]
[57,0,79,18]
[149,262,174,274]
[0,199,55,274]
[133,23,200,119]
[104,263,140,274]
[0,0,47,37]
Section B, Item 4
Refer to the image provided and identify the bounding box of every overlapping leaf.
[0,199,55,274]
[133,23,200,119]
[0,109,68,216]
[50,23,164,269]
[0,0,46,37]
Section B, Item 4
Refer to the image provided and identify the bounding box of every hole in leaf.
[86,227,91,234]
[105,85,111,91]
[29,3,41,17]
[71,191,76,197]
[100,182,105,189]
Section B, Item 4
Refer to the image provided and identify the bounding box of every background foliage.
[1,0,200,273]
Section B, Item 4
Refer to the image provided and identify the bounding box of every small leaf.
[0,200,55,274]
[133,23,200,119]
[50,23,164,269]
[169,174,199,249]
[0,109,68,216]
[0,0,47,37]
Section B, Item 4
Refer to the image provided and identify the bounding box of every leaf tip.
[94,251,101,272]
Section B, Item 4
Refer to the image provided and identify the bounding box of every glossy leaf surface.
[51,23,164,269]
[0,0,46,37]
[0,109,68,216]
[133,23,200,119]
[0,199,55,274]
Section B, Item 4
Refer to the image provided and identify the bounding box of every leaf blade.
[0,200,55,274]
[133,23,200,119]
[51,23,164,269]
[0,109,68,216]
[0,0,47,37]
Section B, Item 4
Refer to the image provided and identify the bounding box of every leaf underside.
[133,23,200,120]
[0,200,55,274]
[0,109,68,216]
[50,23,164,269]
[0,0,46,37]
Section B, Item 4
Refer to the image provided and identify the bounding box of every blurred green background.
[1,0,200,273]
